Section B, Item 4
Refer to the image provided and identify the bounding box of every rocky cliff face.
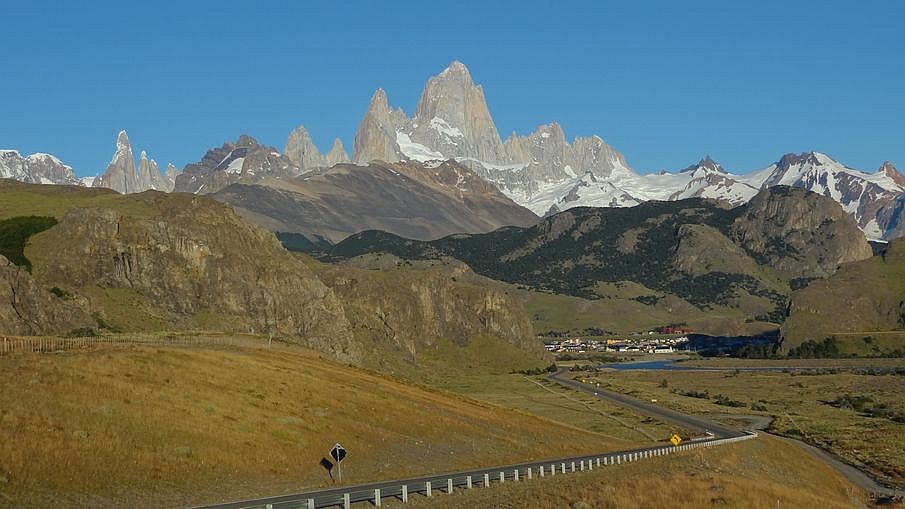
[408,60,508,165]
[284,126,350,172]
[94,131,178,193]
[730,186,874,278]
[0,150,82,186]
[174,135,299,194]
[351,89,410,164]
[0,255,93,335]
[314,258,543,367]
[783,239,905,348]
[0,181,544,370]
[27,192,358,360]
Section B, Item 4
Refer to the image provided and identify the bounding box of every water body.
[598,360,791,372]
[598,360,901,374]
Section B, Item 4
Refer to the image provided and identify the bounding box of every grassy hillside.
[783,239,905,352]
[0,180,548,374]
[0,344,627,508]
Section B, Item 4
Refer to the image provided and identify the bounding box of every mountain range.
[317,186,872,336]
[3,61,904,242]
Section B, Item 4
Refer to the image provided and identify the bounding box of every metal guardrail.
[198,432,758,509]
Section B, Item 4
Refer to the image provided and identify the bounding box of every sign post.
[330,443,347,482]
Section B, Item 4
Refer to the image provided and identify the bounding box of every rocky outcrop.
[325,138,350,166]
[315,259,543,366]
[0,255,92,335]
[782,239,905,348]
[284,125,350,172]
[94,131,178,194]
[408,60,508,165]
[730,186,873,278]
[351,89,409,164]
[174,135,299,194]
[0,150,82,186]
[27,192,358,360]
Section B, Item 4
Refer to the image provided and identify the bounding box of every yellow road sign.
[670,433,682,446]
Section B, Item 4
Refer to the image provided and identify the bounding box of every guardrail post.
[343,493,350,509]
[307,498,314,509]
[426,481,432,497]
[467,475,473,489]
[540,465,545,477]
[580,460,585,471]
[499,471,505,483]
[561,462,566,474]
[617,455,621,465]
[401,485,408,502]
[588,459,593,471]
[447,478,453,494]
[266,504,273,509]
[484,473,490,487]
[528,467,533,479]
[374,488,381,507]
[571,461,576,472]
[514,469,519,481]
[596,458,601,467]
[551,463,556,476]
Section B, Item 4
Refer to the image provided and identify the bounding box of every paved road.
[547,369,744,439]
[549,370,903,500]
[193,369,752,509]
[192,441,725,509]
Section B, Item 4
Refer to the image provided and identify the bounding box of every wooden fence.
[0,333,269,356]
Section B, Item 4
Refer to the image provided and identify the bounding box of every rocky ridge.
[324,186,873,329]
[94,130,178,193]
[174,135,299,194]
[0,150,82,186]
[210,158,538,243]
[340,61,905,240]
[0,181,542,369]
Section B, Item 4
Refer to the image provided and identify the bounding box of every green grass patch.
[0,216,57,271]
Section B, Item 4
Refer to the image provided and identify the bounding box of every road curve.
[547,369,744,439]
[549,369,903,500]
[191,370,755,509]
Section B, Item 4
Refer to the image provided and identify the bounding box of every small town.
[544,333,692,354]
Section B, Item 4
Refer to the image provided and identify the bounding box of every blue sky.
[2,0,903,176]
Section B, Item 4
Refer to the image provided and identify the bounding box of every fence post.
[374,488,381,507]
[401,485,408,502]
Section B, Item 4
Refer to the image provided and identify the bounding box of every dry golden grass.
[586,367,905,488]
[402,435,874,509]
[0,344,629,508]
